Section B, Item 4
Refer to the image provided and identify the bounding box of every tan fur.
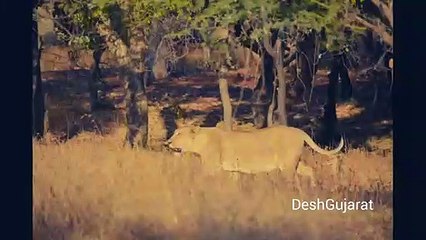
[165,125,344,188]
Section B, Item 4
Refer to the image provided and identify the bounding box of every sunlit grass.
[33,128,392,240]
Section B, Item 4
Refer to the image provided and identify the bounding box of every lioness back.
[215,126,307,173]
[218,126,305,147]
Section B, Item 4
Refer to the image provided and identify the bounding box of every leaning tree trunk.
[97,20,148,149]
[219,78,233,131]
[32,7,46,139]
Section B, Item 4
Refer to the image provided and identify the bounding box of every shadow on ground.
[41,67,392,149]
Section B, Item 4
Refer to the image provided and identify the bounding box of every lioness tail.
[302,131,344,155]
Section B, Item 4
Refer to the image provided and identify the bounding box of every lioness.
[164,125,344,188]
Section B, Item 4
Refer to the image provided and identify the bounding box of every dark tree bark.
[295,30,317,103]
[252,48,274,128]
[321,58,338,145]
[143,20,164,86]
[97,20,149,149]
[267,73,277,127]
[257,51,275,101]
[337,53,353,101]
[124,68,149,149]
[320,52,352,145]
[89,47,106,111]
[32,6,46,139]
[274,40,288,126]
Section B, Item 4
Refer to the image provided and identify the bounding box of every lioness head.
[164,126,203,153]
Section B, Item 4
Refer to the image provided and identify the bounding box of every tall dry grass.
[33,129,392,240]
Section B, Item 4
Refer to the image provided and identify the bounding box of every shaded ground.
[41,47,392,152]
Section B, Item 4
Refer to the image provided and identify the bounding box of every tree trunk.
[97,21,149,149]
[89,47,106,111]
[274,41,287,126]
[232,43,254,120]
[261,29,295,127]
[297,31,317,104]
[219,78,233,131]
[144,20,164,86]
[260,51,275,101]
[152,37,170,80]
[275,69,287,126]
[321,54,339,145]
[338,54,353,101]
[267,76,277,127]
[252,49,274,128]
[32,8,46,139]
[201,45,211,71]
[124,68,149,149]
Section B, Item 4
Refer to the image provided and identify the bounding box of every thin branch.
[38,5,80,36]
[354,16,393,47]
[37,11,73,37]
[172,39,190,61]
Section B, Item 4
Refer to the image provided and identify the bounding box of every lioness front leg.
[291,168,304,194]
[297,161,317,188]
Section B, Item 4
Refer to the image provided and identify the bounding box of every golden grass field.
[33,126,392,240]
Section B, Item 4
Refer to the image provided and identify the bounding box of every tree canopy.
[46,0,392,64]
